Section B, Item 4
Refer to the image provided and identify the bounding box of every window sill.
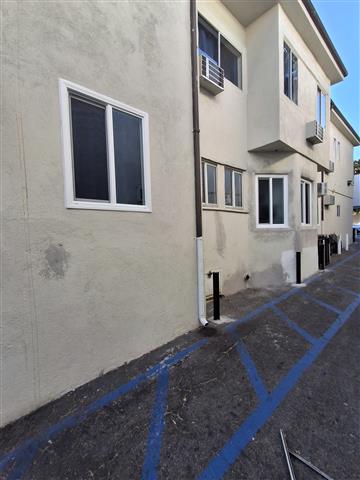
[255,225,291,231]
[203,205,249,214]
[66,201,152,213]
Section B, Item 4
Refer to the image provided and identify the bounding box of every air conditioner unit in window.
[306,120,324,144]
[324,194,335,206]
[317,182,328,196]
[328,160,335,172]
[199,54,224,95]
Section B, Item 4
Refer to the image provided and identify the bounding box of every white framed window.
[198,15,242,88]
[300,179,312,225]
[59,79,151,212]
[316,86,326,128]
[202,160,217,205]
[256,175,288,227]
[225,167,242,207]
[284,42,298,104]
[333,138,341,164]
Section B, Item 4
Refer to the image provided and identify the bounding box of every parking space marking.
[197,295,360,480]
[299,292,343,315]
[271,305,317,345]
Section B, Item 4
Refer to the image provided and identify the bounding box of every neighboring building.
[320,103,360,243]
[353,172,360,227]
[2,0,359,426]
[2,1,198,425]
[197,0,359,295]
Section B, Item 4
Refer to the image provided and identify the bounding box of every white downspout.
[196,237,208,327]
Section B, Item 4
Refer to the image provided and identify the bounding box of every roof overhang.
[221,0,346,84]
[331,101,360,146]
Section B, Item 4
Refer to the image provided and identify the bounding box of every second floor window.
[317,87,326,128]
[256,175,288,227]
[225,168,242,207]
[300,179,312,225]
[198,15,242,88]
[202,161,217,204]
[284,43,298,104]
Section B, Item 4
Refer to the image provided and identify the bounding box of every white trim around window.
[255,174,288,228]
[59,78,152,212]
[300,179,312,225]
[202,160,217,205]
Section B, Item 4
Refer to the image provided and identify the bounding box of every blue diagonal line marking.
[0,339,207,475]
[334,285,360,298]
[197,296,360,480]
[271,305,317,345]
[300,292,343,315]
[141,368,170,480]
[233,333,268,403]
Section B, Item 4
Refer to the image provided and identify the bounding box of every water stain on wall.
[40,243,70,280]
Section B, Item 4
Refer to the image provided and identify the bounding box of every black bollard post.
[213,272,220,320]
[296,252,301,284]
[318,238,325,270]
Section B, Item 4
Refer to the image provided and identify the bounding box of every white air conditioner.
[324,194,335,206]
[306,120,324,144]
[199,54,224,95]
[317,182,328,196]
[328,160,335,172]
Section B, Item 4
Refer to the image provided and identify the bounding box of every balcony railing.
[199,54,224,95]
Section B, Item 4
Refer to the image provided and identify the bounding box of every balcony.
[199,54,224,95]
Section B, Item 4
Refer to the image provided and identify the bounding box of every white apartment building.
[2,0,359,425]
[197,0,359,296]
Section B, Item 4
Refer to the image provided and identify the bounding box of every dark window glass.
[284,43,290,98]
[301,183,304,223]
[316,87,322,124]
[206,164,217,204]
[113,109,144,205]
[221,39,239,86]
[234,172,242,207]
[225,167,232,205]
[258,178,270,223]
[337,205,340,217]
[198,17,218,62]
[291,52,298,104]
[305,182,310,224]
[201,161,206,203]
[321,92,326,128]
[70,97,109,201]
[272,178,284,224]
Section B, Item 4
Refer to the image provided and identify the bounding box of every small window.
[284,42,298,104]
[316,87,326,128]
[198,16,218,62]
[202,161,217,204]
[301,179,312,225]
[337,205,340,217]
[256,175,288,227]
[225,168,242,207]
[220,37,241,87]
[60,79,151,212]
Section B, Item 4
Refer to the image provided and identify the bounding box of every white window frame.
[202,161,217,205]
[300,179,312,226]
[225,168,242,208]
[255,174,288,228]
[316,86,326,128]
[59,78,152,212]
[284,42,298,104]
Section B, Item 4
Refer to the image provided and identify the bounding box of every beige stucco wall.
[2,1,197,425]
[321,122,354,243]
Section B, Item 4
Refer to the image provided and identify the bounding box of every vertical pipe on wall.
[190,0,208,327]
[213,272,220,320]
[337,235,342,255]
[345,233,349,251]
[296,252,302,284]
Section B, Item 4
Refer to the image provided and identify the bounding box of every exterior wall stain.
[40,244,70,280]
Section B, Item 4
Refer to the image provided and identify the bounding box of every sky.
[312,0,360,159]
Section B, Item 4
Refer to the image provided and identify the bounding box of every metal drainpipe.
[190,0,208,327]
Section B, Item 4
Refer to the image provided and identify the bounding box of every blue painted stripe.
[0,339,207,474]
[271,305,317,345]
[141,368,170,480]
[7,443,40,480]
[335,285,360,298]
[197,297,360,480]
[300,292,342,315]
[233,334,268,403]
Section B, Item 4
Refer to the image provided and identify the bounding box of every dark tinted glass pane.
[113,109,144,205]
[221,40,239,86]
[202,162,206,203]
[321,93,326,128]
[305,182,310,224]
[71,97,109,201]
[258,179,270,223]
[234,172,242,207]
[198,17,218,62]
[316,88,321,124]
[284,43,290,98]
[273,178,284,224]
[291,53,298,103]
[207,164,217,204]
[225,167,232,205]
